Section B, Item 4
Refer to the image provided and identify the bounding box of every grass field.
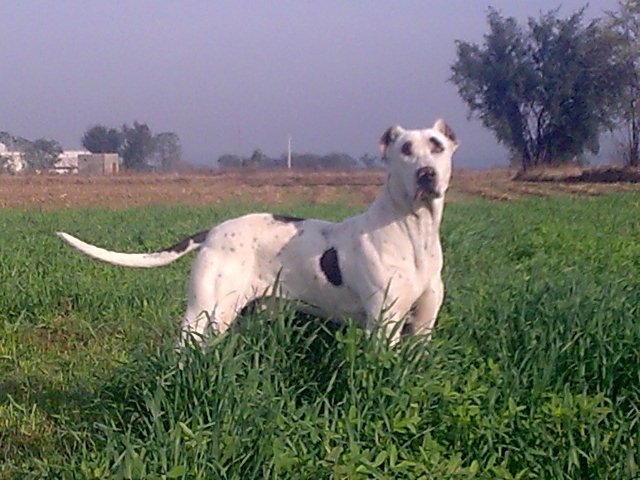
[1,194,639,479]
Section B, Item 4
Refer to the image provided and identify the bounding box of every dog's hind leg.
[180,296,244,345]
[178,247,254,345]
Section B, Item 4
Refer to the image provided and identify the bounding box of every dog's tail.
[56,230,208,268]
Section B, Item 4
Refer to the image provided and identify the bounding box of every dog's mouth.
[414,187,442,202]
[414,167,442,201]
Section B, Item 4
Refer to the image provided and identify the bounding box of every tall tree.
[451,8,626,171]
[81,125,123,153]
[120,122,155,170]
[217,154,243,168]
[359,153,380,169]
[606,0,640,166]
[243,148,266,167]
[153,132,183,171]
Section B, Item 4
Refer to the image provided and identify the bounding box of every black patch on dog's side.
[272,214,306,223]
[320,247,343,286]
[401,141,413,156]
[165,230,208,253]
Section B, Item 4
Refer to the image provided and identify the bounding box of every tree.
[606,0,640,166]
[152,132,183,171]
[81,125,123,154]
[359,153,380,169]
[321,152,359,169]
[451,8,627,171]
[217,154,243,168]
[120,122,155,170]
[290,153,322,169]
[0,132,31,151]
[23,138,62,170]
[243,148,266,167]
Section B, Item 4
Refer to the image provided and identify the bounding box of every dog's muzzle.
[415,166,440,200]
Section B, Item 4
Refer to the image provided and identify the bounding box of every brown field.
[0,167,639,210]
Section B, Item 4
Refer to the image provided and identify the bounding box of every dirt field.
[1,167,639,210]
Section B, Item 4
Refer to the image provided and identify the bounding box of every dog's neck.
[368,178,444,255]
[381,177,443,223]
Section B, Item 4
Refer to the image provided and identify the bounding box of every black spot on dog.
[192,231,208,243]
[401,141,413,156]
[272,214,305,223]
[165,230,208,253]
[320,247,343,286]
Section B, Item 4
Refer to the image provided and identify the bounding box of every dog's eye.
[401,141,413,156]
[429,137,444,154]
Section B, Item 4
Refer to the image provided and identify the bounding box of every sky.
[0,0,617,169]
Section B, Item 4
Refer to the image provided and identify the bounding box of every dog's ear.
[433,119,458,151]
[379,126,404,156]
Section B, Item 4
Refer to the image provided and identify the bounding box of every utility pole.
[287,134,292,169]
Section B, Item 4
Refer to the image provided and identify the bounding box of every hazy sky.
[1,1,616,168]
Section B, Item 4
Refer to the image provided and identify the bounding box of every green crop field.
[1,195,639,479]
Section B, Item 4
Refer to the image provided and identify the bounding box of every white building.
[0,142,25,173]
[0,144,120,175]
[52,150,90,174]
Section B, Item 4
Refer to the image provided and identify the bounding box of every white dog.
[58,120,458,345]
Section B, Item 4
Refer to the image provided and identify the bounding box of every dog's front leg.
[402,277,444,341]
[364,289,412,347]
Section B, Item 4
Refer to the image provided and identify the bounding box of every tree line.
[1,122,378,173]
[217,149,379,170]
[81,122,183,171]
[0,123,183,172]
[451,0,640,170]
[0,132,64,172]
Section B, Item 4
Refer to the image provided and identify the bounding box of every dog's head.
[379,119,458,210]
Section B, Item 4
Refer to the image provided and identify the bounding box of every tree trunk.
[630,99,639,166]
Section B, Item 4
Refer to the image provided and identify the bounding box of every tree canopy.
[451,7,627,171]
[606,0,640,166]
[80,122,183,171]
[81,125,123,154]
[120,122,155,170]
[152,132,183,171]
[24,138,63,170]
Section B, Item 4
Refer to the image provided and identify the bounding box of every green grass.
[0,195,638,479]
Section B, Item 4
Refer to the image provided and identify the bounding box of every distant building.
[2,144,122,175]
[0,142,25,173]
[52,150,90,174]
[77,153,120,175]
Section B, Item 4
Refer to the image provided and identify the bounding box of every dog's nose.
[416,166,437,187]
